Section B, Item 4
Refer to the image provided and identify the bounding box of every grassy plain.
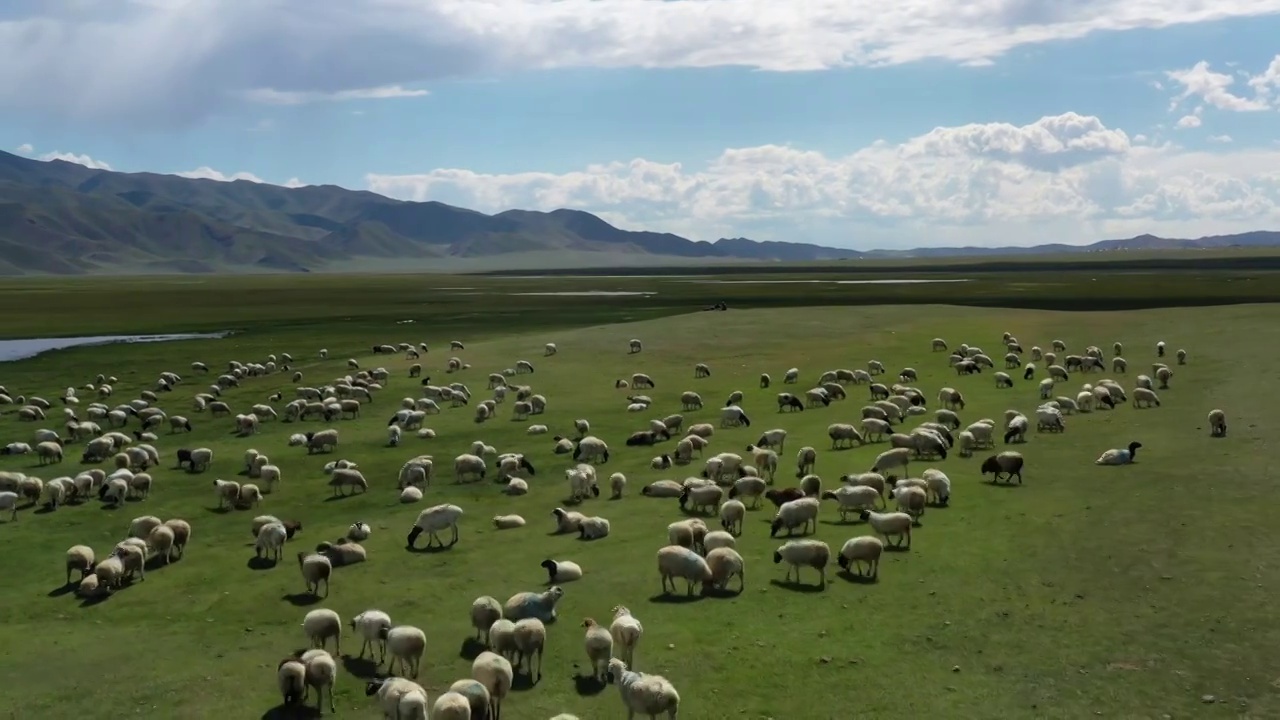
[0,269,1277,719]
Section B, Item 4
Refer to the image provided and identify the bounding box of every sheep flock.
[0,324,1230,717]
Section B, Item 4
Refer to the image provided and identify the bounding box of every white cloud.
[1209,134,1233,143]
[39,151,111,170]
[4,1,1280,124]
[14,143,33,154]
[1166,57,1276,112]
[365,112,1280,249]
[175,166,266,183]
[243,85,428,106]
[1174,114,1202,129]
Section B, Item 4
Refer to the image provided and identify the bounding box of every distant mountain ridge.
[0,149,1277,275]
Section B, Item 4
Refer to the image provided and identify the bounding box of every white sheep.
[582,618,614,681]
[297,551,332,596]
[773,539,830,587]
[302,608,342,654]
[1208,408,1227,437]
[408,503,463,548]
[493,514,525,529]
[350,609,392,663]
[580,515,611,540]
[656,545,712,595]
[720,405,751,428]
[472,650,514,718]
[504,586,565,623]
[384,624,427,678]
[606,658,680,719]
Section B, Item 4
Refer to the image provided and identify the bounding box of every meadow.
[0,267,1277,719]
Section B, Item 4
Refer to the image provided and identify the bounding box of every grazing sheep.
[407,503,464,548]
[473,650,515,718]
[302,608,343,654]
[837,535,884,579]
[470,596,503,644]
[981,451,1024,484]
[582,618,614,681]
[656,545,712,595]
[350,609,392,663]
[770,497,820,537]
[773,539,830,587]
[383,624,427,678]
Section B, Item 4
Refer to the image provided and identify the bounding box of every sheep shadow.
[259,704,321,720]
[837,570,879,585]
[143,556,173,572]
[677,507,714,519]
[247,556,277,571]
[985,480,1023,489]
[458,637,487,661]
[340,654,380,679]
[79,593,112,608]
[702,586,742,599]
[33,505,56,515]
[404,542,455,554]
[281,592,323,607]
[511,671,540,691]
[769,579,826,594]
[98,504,123,511]
[205,506,233,514]
[819,518,864,527]
[883,544,911,553]
[572,673,607,696]
[322,493,359,503]
[647,592,704,605]
[47,583,77,598]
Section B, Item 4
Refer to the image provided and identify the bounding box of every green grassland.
[0,271,1277,719]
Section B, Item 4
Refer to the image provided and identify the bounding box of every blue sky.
[2,1,1279,249]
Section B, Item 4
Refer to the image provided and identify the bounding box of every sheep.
[795,446,817,477]
[759,372,771,388]
[755,427,788,452]
[821,485,883,520]
[891,484,927,522]
[454,453,487,483]
[65,544,95,584]
[608,471,627,499]
[667,517,709,552]
[628,339,643,353]
[860,509,913,548]
[542,559,583,583]
[727,476,767,509]
[871,447,911,477]
[302,608,343,654]
[306,428,340,454]
[400,486,423,503]
[580,515,611,540]
[431,691,471,719]
[473,650,515,718]
[773,539,830,587]
[656,544,712,595]
[511,617,548,680]
[297,551,332,596]
[383,624,427,678]
[1004,414,1029,444]
[566,465,600,502]
[317,539,367,566]
[407,503,463,548]
[1156,366,1173,389]
[719,498,746,535]
[606,658,680,719]
[147,524,176,564]
[277,658,308,709]
[827,423,864,450]
[469,596,504,645]
[679,484,723,515]
[573,436,610,464]
[582,618,614,681]
[720,405,751,428]
[641,480,685,498]
[114,542,146,583]
[1133,387,1161,408]
[837,535,884,579]
[1035,405,1066,432]
[694,362,711,378]
[504,586,565,623]
[981,451,1024,484]
[493,514,526,530]
[1208,409,1227,437]
[35,440,63,465]
[608,606,644,670]
[770,496,820,537]
[349,609,392,663]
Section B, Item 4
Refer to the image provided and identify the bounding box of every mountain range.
[0,149,1277,275]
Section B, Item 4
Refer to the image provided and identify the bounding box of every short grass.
[0,287,1278,718]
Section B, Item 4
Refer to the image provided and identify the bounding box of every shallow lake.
[0,332,227,363]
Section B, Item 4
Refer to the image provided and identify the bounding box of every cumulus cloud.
[1174,114,1202,129]
[244,85,428,106]
[365,112,1280,248]
[4,0,1280,125]
[14,143,33,154]
[39,150,112,170]
[1166,57,1277,112]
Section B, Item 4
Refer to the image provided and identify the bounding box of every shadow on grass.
[79,593,111,608]
[458,637,487,661]
[511,670,540,691]
[247,556,277,571]
[340,655,380,679]
[322,494,358,503]
[260,704,321,720]
[769,579,826,593]
[47,583,76,597]
[986,480,1023,489]
[572,673,606,696]
[819,518,864,527]
[33,505,56,515]
[648,592,704,604]
[205,506,232,514]
[702,586,742,599]
[677,507,714,519]
[99,504,123,511]
[884,544,911,553]
[837,570,878,585]
[143,556,173,571]
[281,592,323,607]
[404,542,454,554]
